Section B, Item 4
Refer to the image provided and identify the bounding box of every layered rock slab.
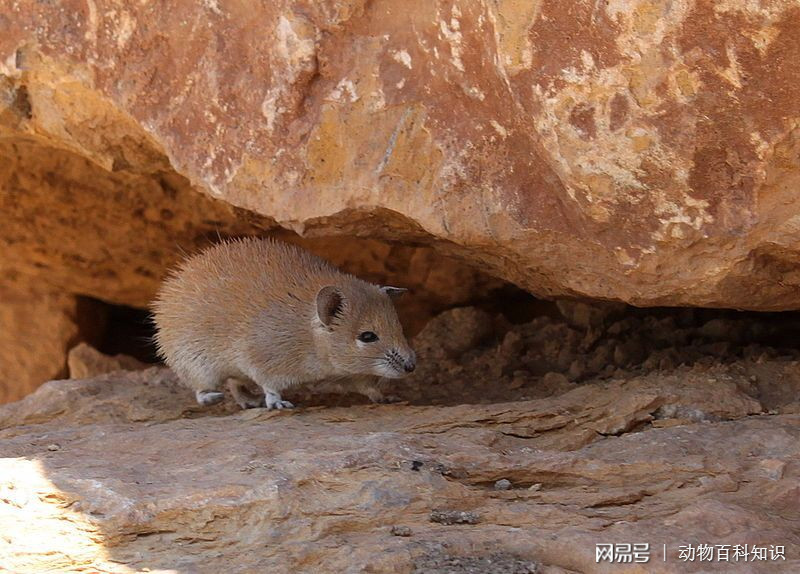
[1,366,798,573]
[2,1,800,309]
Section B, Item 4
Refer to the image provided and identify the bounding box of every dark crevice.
[13,85,32,120]
[78,297,161,364]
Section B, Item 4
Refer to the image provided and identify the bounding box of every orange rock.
[2,1,799,309]
[0,283,81,403]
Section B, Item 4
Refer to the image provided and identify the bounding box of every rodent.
[152,237,416,410]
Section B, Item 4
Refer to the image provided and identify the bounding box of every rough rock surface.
[2,306,799,573]
[294,303,800,414]
[0,284,95,403]
[0,136,498,324]
[2,1,800,311]
[67,342,150,380]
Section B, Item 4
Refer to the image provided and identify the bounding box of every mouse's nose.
[404,360,416,373]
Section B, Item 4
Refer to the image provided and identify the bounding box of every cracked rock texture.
[1,370,798,572]
[1,305,799,573]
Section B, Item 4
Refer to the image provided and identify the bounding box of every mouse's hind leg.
[176,367,225,406]
[195,389,225,406]
[227,377,265,409]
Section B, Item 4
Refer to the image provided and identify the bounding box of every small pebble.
[46,444,61,452]
[390,525,412,537]
[430,509,480,525]
[528,483,542,491]
[494,479,512,491]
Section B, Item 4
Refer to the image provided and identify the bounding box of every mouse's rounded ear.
[379,286,408,298]
[317,286,345,327]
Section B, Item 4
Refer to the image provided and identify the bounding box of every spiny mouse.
[152,237,416,410]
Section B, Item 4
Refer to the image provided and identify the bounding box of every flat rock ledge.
[1,367,798,573]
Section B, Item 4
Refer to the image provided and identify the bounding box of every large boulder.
[1,0,800,311]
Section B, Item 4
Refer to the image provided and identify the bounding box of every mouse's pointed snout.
[403,349,417,373]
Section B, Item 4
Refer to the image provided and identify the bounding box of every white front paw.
[265,392,294,410]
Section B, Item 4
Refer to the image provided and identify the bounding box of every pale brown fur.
[152,238,416,409]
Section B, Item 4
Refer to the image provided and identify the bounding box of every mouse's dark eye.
[357,331,379,343]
